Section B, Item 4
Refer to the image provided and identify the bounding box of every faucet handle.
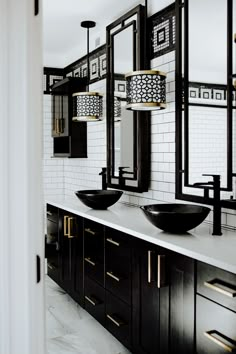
[202,174,221,183]
[99,167,107,175]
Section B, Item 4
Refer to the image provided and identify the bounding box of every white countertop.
[46,196,236,274]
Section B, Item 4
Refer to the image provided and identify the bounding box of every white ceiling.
[43,0,144,67]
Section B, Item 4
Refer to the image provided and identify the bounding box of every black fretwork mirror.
[106,5,150,192]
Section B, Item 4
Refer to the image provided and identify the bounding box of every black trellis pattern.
[114,96,121,118]
[126,74,166,105]
[72,95,103,119]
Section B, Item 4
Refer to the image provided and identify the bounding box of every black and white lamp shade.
[125,70,166,111]
[114,96,121,120]
[72,92,103,122]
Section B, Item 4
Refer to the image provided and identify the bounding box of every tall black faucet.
[193,174,222,236]
[99,167,107,190]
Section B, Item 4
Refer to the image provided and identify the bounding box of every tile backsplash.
[43,50,236,231]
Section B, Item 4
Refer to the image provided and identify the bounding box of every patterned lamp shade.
[114,96,121,119]
[125,70,166,111]
[72,92,103,122]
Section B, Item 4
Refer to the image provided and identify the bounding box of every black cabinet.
[45,204,59,283]
[51,77,87,158]
[169,253,195,354]
[132,239,169,354]
[58,209,83,303]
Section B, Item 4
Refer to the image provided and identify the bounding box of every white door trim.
[0,0,45,353]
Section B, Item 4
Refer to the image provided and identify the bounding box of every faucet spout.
[99,167,107,190]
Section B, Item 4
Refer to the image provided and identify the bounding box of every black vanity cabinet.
[45,204,60,283]
[132,240,169,354]
[51,77,87,158]
[58,208,83,303]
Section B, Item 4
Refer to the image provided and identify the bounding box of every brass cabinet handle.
[48,264,53,270]
[85,295,99,306]
[106,271,120,282]
[148,250,153,283]
[233,80,236,90]
[106,314,124,327]
[68,217,77,238]
[204,280,236,298]
[64,216,69,237]
[204,330,236,352]
[47,211,53,216]
[84,257,96,266]
[157,254,166,288]
[85,228,96,235]
[106,238,120,247]
[59,118,64,134]
[55,118,60,135]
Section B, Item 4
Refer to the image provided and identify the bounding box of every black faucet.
[193,174,222,236]
[118,166,133,186]
[99,167,107,190]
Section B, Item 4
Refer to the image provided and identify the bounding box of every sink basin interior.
[140,203,211,233]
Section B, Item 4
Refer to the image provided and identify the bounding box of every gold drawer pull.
[64,216,69,236]
[68,217,77,239]
[85,228,96,235]
[47,211,53,216]
[48,264,53,270]
[106,314,124,327]
[106,271,120,282]
[204,330,236,352]
[106,238,120,247]
[204,280,236,298]
[85,295,98,306]
[157,254,166,288]
[84,257,96,266]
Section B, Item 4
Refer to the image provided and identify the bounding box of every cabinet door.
[46,204,59,283]
[169,253,195,354]
[51,95,69,137]
[132,240,168,354]
[58,209,80,295]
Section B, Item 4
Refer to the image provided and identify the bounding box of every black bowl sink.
[75,190,123,210]
[140,204,211,233]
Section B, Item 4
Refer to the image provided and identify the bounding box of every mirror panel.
[107,5,150,192]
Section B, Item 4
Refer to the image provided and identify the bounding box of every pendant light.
[72,21,103,122]
[125,0,166,111]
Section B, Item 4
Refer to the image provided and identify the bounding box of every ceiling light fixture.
[125,0,167,111]
[72,20,103,122]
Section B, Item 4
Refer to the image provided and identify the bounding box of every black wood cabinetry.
[132,240,169,354]
[169,253,195,354]
[58,208,83,304]
[46,204,59,283]
[51,77,87,158]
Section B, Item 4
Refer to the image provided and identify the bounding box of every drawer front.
[84,219,104,286]
[197,261,236,312]
[105,291,131,349]
[197,295,236,354]
[84,276,105,325]
[46,204,58,223]
[105,228,131,305]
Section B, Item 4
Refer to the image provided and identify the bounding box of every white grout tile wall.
[43,51,236,230]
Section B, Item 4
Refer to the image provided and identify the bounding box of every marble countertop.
[46,196,236,274]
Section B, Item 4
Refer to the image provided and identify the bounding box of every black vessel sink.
[140,204,211,233]
[75,190,123,210]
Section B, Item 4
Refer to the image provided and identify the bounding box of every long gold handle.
[84,257,96,266]
[233,80,236,90]
[85,228,96,235]
[106,238,120,247]
[59,118,64,134]
[204,280,236,298]
[47,211,53,216]
[106,314,124,327]
[64,216,69,237]
[204,331,236,352]
[68,217,76,239]
[106,271,120,282]
[157,254,166,288]
[148,250,152,283]
[56,118,60,135]
[85,295,98,306]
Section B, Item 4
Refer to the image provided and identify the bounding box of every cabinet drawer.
[84,219,104,286]
[197,262,236,312]
[84,276,105,326]
[105,228,131,304]
[46,204,58,223]
[105,291,131,349]
[197,295,236,354]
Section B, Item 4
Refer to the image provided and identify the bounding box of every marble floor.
[46,276,131,354]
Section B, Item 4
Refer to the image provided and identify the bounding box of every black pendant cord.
[87,27,90,88]
[145,0,149,69]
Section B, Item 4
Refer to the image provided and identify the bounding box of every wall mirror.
[176,0,236,208]
[106,5,150,192]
